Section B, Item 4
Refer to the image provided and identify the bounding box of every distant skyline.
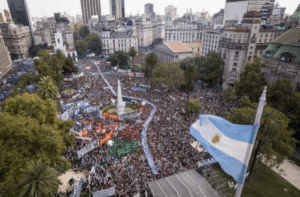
[1,0,299,18]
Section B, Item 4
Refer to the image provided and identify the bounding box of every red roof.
[165,42,192,53]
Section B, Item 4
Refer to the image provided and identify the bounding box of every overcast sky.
[0,0,299,18]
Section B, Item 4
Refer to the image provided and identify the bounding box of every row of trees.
[73,24,102,58]
[140,52,223,116]
[224,58,298,181]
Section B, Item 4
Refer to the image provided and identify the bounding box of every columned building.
[0,34,13,80]
[80,0,101,24]
[154,42,193,62]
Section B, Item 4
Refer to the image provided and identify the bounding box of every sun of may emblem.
[213,135,220,143]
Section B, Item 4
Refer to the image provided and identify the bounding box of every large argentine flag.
[190,115,259,184]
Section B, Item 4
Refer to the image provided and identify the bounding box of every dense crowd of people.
[61,58,237,196]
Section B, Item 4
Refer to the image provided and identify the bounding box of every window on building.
[280,52,295,63]
[230,34,232,37]
[265,39,267,42]
[233,62,237,67]
[270,39,272,42]
[260,34,263,38]
[270,34,273,37]
[250,46,253,49]
[266,34,268,37]
[232,68,237,72]
[259,39,262,43]
[248,56,252,61]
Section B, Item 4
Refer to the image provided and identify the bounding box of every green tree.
[107,54,119,67]
[85,33,101,54]
[17,159,62,197]
[181,63,198,117]
[267,78,294,112]
[235,58,265,102]
[238,95,253,108]
[143,53,158,78]
[196,52,224,85]
[37,76,59,100]
[129,47,137,72]
[0,94,74,196]
[75,40,88,58]
[79,25,90,39]
[63,57,78,73]
[187,98,203,115]
[226,105,297,181]
[116,51,130,69]
[224,86,237,103]
[152,62,184,88]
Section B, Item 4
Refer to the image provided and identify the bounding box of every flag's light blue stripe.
[200,115,259,144]
[190,126,247,184]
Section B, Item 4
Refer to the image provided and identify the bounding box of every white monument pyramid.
[117,79,126,116]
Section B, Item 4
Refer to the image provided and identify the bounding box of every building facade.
[213,9,224,29]
[262,28,300,91]
[201,29,221,56]
[46,33,78,62]
[109,0,125,20]
[185,40,202,56]
[145,3,154,14]
[154,42,193,62]
[80,0,101,24]
[0,34,13,80]
[7,0,34,44]
[0,22,32,59]
[164,20,202,43]
[223,0,275,25]
[165,5,177,20]
[34,13,74,48]
[100,20,138,54]
[220,11,279,88]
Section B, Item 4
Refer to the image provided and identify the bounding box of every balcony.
[250,37,257,43]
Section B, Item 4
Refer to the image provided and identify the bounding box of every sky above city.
[0,0,299,18]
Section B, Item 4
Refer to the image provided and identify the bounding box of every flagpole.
[234,86,267,197]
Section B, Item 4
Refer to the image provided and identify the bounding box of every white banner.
[77,140,99,158]
[93,187,115,197]
[70,177,84,197]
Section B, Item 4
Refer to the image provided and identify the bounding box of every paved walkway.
[58,169,86,192]
[269,159,300,190]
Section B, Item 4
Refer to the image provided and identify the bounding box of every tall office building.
[7,0,34,44]
[80,0,101,24]
[145,3,154,14]
[109,0,125,20]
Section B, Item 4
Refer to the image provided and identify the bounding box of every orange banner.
[102,112,119,120]
[82,130,89,136]
[99,128,115,145]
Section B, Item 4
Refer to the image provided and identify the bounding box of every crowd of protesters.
[61,58,237,196]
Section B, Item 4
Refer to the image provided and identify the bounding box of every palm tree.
[37,76,59,100]
[17,159,62,197]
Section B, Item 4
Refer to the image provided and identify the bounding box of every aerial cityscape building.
[33,13,74,48]
[109,0,125,20]
[80,0,101,24]
[0,33,13,79]
[7,0,35,44]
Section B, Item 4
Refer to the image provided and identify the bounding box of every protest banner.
[77,140,99,158]
[93,187,115,197]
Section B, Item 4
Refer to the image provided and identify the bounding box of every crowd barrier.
[94,62,158,175]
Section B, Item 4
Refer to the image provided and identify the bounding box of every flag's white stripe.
[192,120,253,165]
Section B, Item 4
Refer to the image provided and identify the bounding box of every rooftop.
[165,42,192,53]
[272,28,300,46]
